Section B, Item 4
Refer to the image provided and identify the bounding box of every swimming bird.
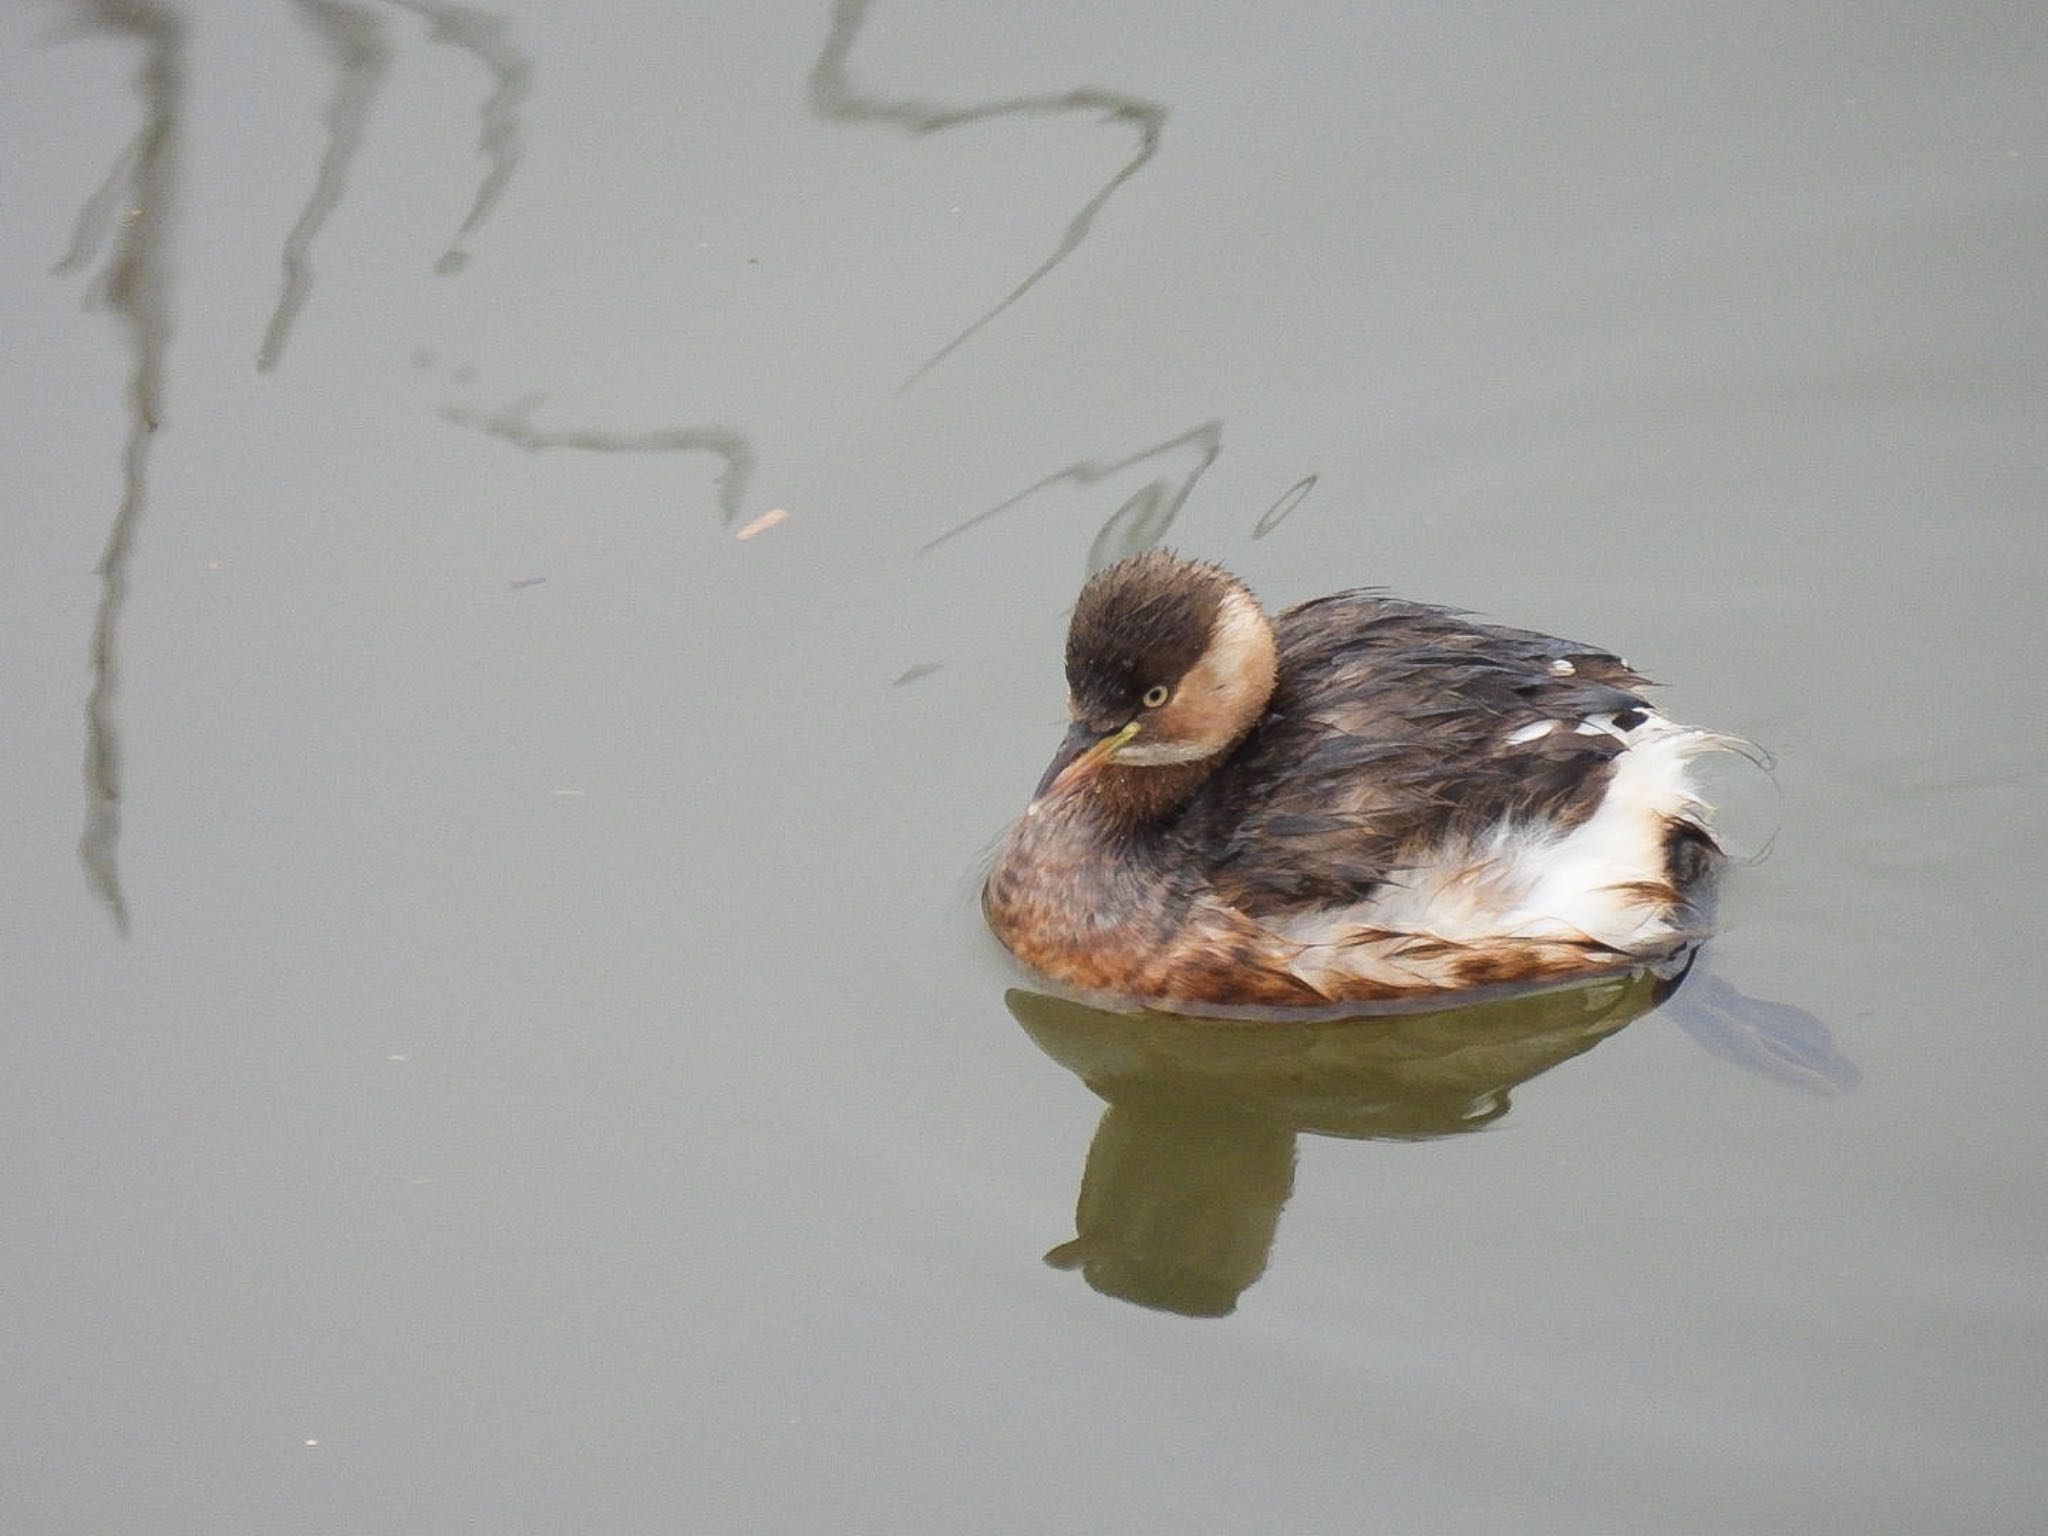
[983,550,1727,1011]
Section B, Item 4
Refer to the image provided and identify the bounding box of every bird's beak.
[1032,720,1141,802]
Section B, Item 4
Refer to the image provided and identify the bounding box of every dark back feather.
[1172,592,1655,916]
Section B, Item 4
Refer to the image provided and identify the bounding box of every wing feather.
[1173,592,1657,916]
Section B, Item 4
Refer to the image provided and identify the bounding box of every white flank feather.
[1277,715,1722,990]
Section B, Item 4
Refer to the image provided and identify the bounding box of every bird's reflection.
[1011,970,1677,1317]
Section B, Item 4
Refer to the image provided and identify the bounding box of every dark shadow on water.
[258,0,393,372]
[54,0,187,935]
[384,0,530,276]
[921,420,1222,566]
[441,393,757,525]
[1012,960,1858,1318]
[809,0,1166,390]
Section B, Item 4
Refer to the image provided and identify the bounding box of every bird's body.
[983,551,1725,1012]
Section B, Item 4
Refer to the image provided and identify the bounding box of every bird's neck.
[1083,758,1225,833]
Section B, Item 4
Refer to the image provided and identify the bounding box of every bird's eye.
[1141,684,1170,709]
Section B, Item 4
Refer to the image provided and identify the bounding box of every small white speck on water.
[387,1054,410,1062]
[303,1439,320,1447]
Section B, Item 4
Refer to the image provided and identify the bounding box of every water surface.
[3,3,2043,1531]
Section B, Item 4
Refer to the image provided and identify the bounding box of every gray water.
[4,3,2044,1531]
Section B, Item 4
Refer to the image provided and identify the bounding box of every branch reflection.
[922,420,1221,564]
[441,393,757,525]
[58,0,187,934]
[259,0,393,371]
[385,0,532,276]
[810,0,1166,389]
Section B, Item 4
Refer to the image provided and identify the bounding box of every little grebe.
[984,550,1727,1011]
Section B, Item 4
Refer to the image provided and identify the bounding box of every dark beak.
[1032,720,1101,801]
[1031,719,1141,802]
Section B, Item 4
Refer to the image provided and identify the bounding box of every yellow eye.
[1141,684,1170,709]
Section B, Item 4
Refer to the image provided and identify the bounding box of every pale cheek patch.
[1157,586,1276,754]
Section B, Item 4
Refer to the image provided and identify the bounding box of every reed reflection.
[1011,970,1676,1318]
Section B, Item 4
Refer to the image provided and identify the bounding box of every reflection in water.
[51,134,142,279]
[1012,973,1676,1316]
[258,0,393,372]
[921,420,1221,564]
[1251,472,1317,540]
[442,393,757,524]
[1015,966,1859,1316]
[1664,972,1860,1096]
[809,0,1167,388]
[385,0,531,276]
[56,0,187,934]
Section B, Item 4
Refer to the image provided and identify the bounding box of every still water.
[3,2,2043,1531]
